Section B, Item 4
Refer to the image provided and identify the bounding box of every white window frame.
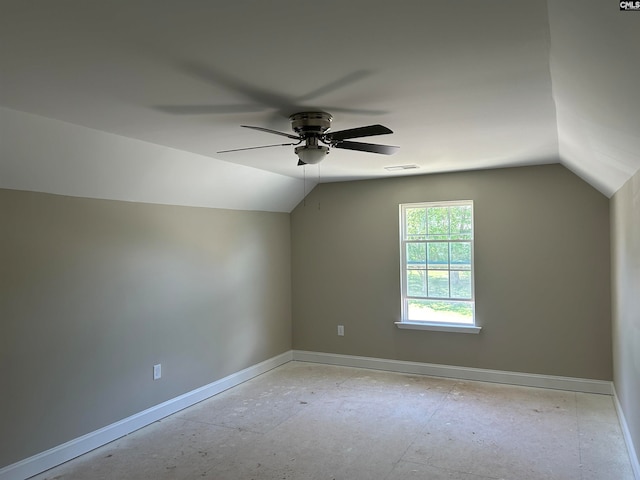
[396,200,481,334]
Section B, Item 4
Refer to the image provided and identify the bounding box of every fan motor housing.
[289,111,333,136]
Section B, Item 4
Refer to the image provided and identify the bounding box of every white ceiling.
[1,1,639,212]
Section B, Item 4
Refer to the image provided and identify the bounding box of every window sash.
[403,240,474,301]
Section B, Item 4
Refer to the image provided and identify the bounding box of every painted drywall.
[291,164,611,380]
[611,169,640,468]
[0,189,292,468]
[0,106,306,213]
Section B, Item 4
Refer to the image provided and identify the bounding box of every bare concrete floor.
[31,362,634,480]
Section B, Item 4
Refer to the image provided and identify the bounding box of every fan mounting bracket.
[289,112,333,137]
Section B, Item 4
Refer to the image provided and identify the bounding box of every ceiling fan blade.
[320,106,388,116]
[181,62,293,111]
[242,125,300,140]
[294,70,372,102]
[217,142,298,154]
[325,124,393,141]
[155,104,265,114]
[333,141,400,155]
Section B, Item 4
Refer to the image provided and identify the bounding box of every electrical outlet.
[153,364,162,380]
[337,325,344,336]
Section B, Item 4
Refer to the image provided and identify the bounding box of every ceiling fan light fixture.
[295,145,329,165]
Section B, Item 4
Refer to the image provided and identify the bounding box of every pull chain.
[317,164,321,210]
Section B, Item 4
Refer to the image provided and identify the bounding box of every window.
[398,201,479,333]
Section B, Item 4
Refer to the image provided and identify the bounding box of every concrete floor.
[31,362,634,480]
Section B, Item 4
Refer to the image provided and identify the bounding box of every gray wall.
[611,170,640,467]
[291,164,611,380]
[0,189,292,468]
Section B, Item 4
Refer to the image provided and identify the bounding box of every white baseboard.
[0,351,293,480]
[292,350,613,395]
[614,388,640,479]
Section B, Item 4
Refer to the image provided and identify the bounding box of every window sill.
[395,321,482,334]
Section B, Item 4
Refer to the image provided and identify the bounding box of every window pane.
[407,299,474,324]
[427,270,449,297]
[427,207,449,239]
[451,271,472,299]
[427,242,448,269]
[450,242,471,270]
[406,242,426,268]
[405,208,426,238]
[407,270,426,296]
[449,205,473,240]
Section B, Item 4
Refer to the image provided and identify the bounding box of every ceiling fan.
[217,111,399,165]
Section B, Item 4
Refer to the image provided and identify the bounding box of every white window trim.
[395,321,481,334]
[397,200,481,334]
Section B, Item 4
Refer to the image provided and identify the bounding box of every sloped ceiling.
[1,1,639,212]
[548,0,640,197]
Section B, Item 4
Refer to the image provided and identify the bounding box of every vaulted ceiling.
[1,1,639,212]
